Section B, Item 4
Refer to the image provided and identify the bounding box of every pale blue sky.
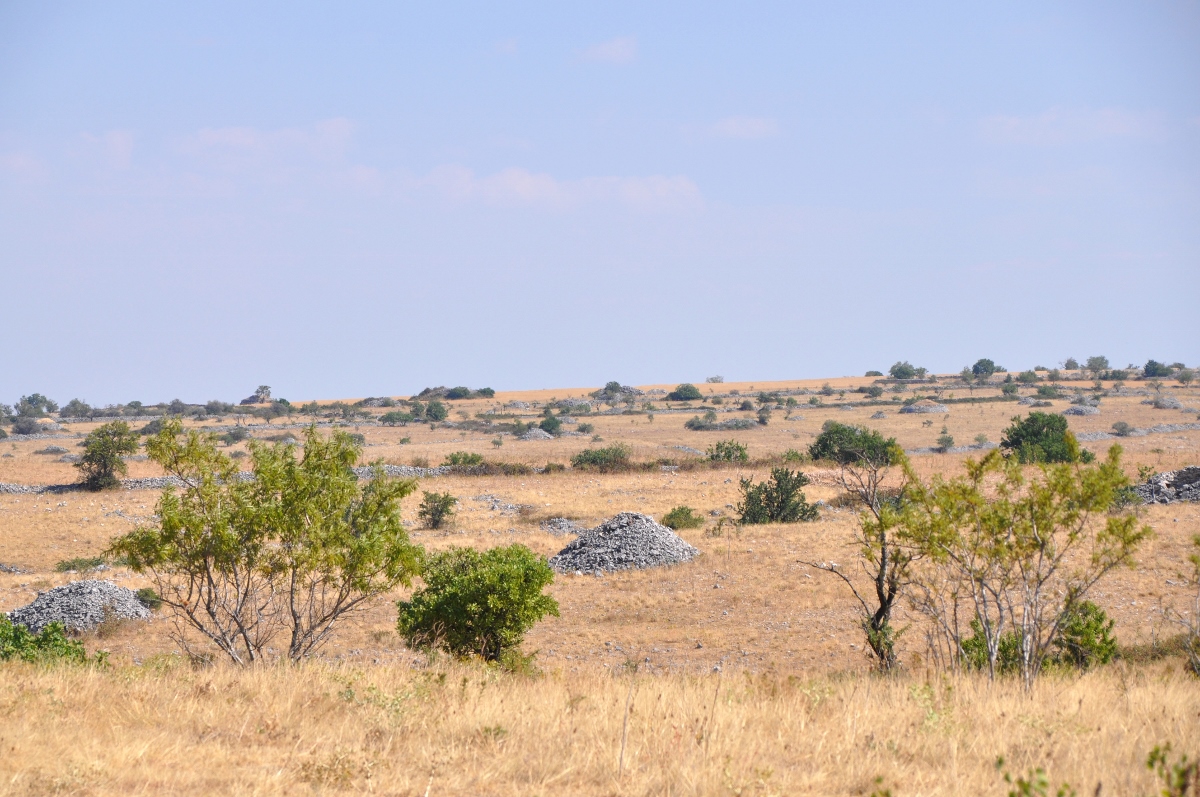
[1,2,1197,404]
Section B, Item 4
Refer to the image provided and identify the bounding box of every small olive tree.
[804,421,908,669]
[76,420,139,490]
[109,420,421,664]
[898,446,1150,687]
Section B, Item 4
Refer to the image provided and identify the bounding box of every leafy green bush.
[445,387,473,399]
[76,421,139,490]
[1000,412,1094,464]
[418,491,457,529]
[11,417,40,435]
[685,411,718,431]
[972,359,996,378]
[1052,600,1116,670]
[739,399,755,411]
[60,398,94,418]
[889,362,918,380]
[864,386,884,398]
[737,468,819,524]
[577,422,595,434]
[218,427,250,446]
[936,433,955,451]
[135,587,163,610]
[543,462,566,474]
[571,443,632,472]
[782,448,807,463]
[1144,360,1173,378]
[1112,421,1133,437]
[475,387,495,398]
[1035,384,1059,398]
[380,411,414,426]
[443,452,484,467]
[708,439,748,462]
[961,617,1022,674]
[1017,370,1039,384]
[809,421,897,467]
[667,383,703,401]
[538,416,562,435]
[1001,383,1019,396]
[865,370,883,377]
[661,506,705,530]
[55,556,106,572]
[425,400,449,422]
[756,407,771,425]
[0,615,88,664]
[397,544,559,662]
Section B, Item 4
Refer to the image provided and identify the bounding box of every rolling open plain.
[1,373,1198,795]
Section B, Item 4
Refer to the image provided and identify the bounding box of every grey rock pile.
[1132,466,1200,505]
[870,411,887,419]
[34,446,69,455]
[899,401,949,414]
[548,512,700,573]
[540,517,588,536]
[1144,395,1183,410]
[6,580,151,633]
[519,428,554,441]
[1062,406,1099,416]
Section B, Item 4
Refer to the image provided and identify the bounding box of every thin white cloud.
[179,118,356,164]
[581,36,637,64]
[417,165,700,211]
[711,116,780,140]
[80,130,135,170]
[980,107,1165,145]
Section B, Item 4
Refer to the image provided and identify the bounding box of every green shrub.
[0,615,88,664]
[397,544,559,662]
[685,411,718,431]
[1052,600,1116,670]
[0,428,7,440]
[936,433,955,451]
[543,462,566,474]
[961,617,1022,674]
[577,422,595,434]
[60,398,94,419]
[739,399,755,411]
[972,359,997,378]
[667,383,703,401]
[1112,421,1133,437]
[1001,383,1019,396]
[11,417,40,435]
[708,439,748,462]
[782,448,807,463]
[1144,360,1173,378]
[418,491,457,529]
[443,451,484,467]
[737,468,819,524]
[1035,384,1059,398]
[865,370,883,377]
[475,387,495,398]
[425,400,449,422]
[1000,412,1094,464]
[809,421,897,467]
[1017,370,1039,384]
[135,587,163,611]
[571,443,632,472]
[380,411,413,426]
[661,506,705,530]
[76,421,139,490]
[864,386,884,398]
[539,416,562,435]
[756,407,771,425]
[889,362,918,380]
[54,556,106,572]
[445,387,473,399]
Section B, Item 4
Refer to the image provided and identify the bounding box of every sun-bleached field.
[0,372,1197,794]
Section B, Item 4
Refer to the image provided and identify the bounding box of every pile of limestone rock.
[1132,466,1200,505]
[5,580,151,633]
[548,512,699,574]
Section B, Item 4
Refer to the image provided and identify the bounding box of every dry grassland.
[0,375,1198,794]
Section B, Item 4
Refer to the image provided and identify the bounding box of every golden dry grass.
[0,660,1195,796]
[1,374,1198,794]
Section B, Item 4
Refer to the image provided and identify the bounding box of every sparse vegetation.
[708,439,748,462]
[737,467,819,524]
[0,615,88,664]
[571,443,632,472]
[418,491,458,529]
[661,505,705,530]
[443,451,484,467]
[76,420,139,490]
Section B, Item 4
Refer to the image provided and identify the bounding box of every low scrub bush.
[54,556,107,572]
[0,615,88,664]
[685,411,718,431]
[396,544,559,663]
[11,417,40,435]
[218,427,251,446]
[443,451,484,467]
[667,383,703,401]
[661,505,705,530]
[1112,421,1133,437]
[782,448,807,463]
[571,443,632,472]
[538,416,562,435]
[418,491,457,529]
[425,400,449,422]
[708,439,748,462]
[865,370,883,377]
[379,411,413,426]
[737,467,819,524]
[1000,412,1094,464]
[135,587,163,610]
[77,421,139,490]
[543,462,566,474]
[576,422,594,434]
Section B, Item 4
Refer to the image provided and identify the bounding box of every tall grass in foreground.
[0,661,1195,795]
